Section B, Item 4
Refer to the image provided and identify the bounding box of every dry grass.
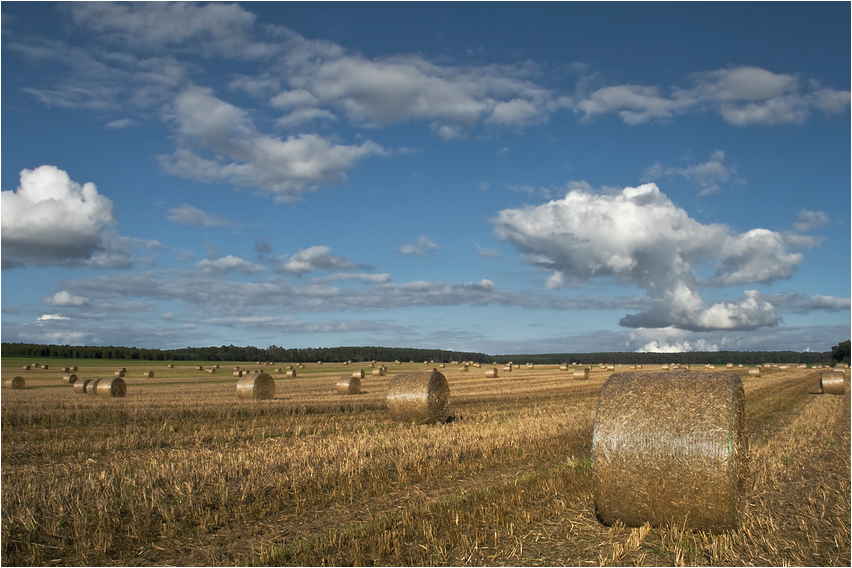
[1,361,849,566]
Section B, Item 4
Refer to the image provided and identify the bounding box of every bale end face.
[592,371,747,532]
[95,377,127,397]
[5,376,25,389]
[63,374,78,384]
[386,370,450,424]
[236,373,276,400]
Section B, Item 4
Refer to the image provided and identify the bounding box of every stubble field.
[1,358,849,566]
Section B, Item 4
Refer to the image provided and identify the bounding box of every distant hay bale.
[63,367,71,373]
[336,376,361,395]
[485,368,499,378]
[372,368,385,376]
[114,370,126,377]
[71,366,78,372]
[95,377,126,397]
[748,367,761,377]
[573,368,590,380]
[386,370,450,424]
[592,371,747,532]
[196,366,204,371]
[22,365,31,370]
[143,371,154,378]
[42,365,49,370]
[778,365,788,371]
[5,376,25,389]
[168,364,175,368]
[661,364,669,370]
[73,379,91,394]
[236,373,275,400]
[353,370,365,379]
[207,368,217,374]
[503,365,513,372]
[727,363,734,369]
[821,371,846,395]
[63,374,78,384]
[285,369,296,377]
[606,365,615,371]
[233,370,243,377]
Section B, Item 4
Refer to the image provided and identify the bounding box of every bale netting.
[95,377,127,398]
[73,379,91,394]
[821,371,846,395]
[5,376,25,389]
[336,376,361,395]
[386,370,450,424]
[63,373,78,384]
[592,371,747,532]
[236,373,276,400]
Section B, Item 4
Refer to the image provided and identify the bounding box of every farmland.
[2,358,849,566]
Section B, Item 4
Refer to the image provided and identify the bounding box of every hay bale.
[63,367,71,373]
[336,376,361,395]
[372,367,385,376]
[573,368,590,380]
[143,371,154,378]
[592,371,747,532]
[22,365,31,370]
[114,370,125,377]
[748,367,761,377]
[73,379,91,394]
[233,370,243,377]
[42,364,49,370]
[168,364,175,368]
[95,377,126,397]
[5,376,25,389]
[821,371,846,395]
[285,369,296,377]
[63,374,78,384]
[86,378,102,395]
[485,368,499,378]
[353,370,365,379]
[71,366,78,372]
[236,373,275,400]
[386,370,450,424]
[661,364,669,370]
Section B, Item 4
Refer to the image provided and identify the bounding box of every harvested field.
[1,359,849,566]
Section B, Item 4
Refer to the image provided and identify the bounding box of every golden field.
[1,358,849,566]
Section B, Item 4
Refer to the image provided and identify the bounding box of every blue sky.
[2,1,849,355]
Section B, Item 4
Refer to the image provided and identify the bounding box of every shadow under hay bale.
[5,376,25,389]
[336,376,361,395]
[236,373,276,400]
[592,371,747,532]
[73,379,91,394]
[95,377,126,397]
[386,370,450,424]
[821,370,846,395]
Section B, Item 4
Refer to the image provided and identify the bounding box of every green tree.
[831,340,851,365]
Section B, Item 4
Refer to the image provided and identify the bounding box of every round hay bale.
[372,367,385,376]
[22,365,31,370]
[196,366,204,371]
[71,366,78,372]
[42,364,49,370]
[114,370,125,377]
[386,370,450,424]
[573,368,590,380]
[748,367,761,377]
[236,373,275,400]
[661,364,669,370]
[63,374,78,384]
[821,371,846,395]
[168,364,175,368]
[233,370,243,377]
[63,367,71,373]
[73,379,91,394]
[143,371,154,378]
[353,370,365,379]
[285,369,296,377]
[485,368,499,378]
[560,364,569,371]
[592,371,747,532]
[5,376,25,389]
[95,377,126,397]
[86,378,102,395]
[336,376,361,395]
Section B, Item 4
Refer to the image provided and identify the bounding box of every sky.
[1,1,850,355]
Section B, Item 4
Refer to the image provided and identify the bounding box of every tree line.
[2,340,849,365]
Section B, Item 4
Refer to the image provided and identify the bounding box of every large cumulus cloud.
[493,182,807,332]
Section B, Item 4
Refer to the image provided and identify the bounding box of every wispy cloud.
[397,235,439,255]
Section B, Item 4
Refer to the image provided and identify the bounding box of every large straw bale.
[63,374,78,384]
[73,379,91,394]
[236,373,276,400]
[821,371,846,395]
[86,378,102,394]
[372,367,385,376]
[592,371,747,532]
[95,377,127,397]
[336,376,361,395]
[573,368,590,380]
[748,367,761,377]
[5,376,25,389]
[386,370,450,424]
[353,370,365,379]
[485,368,499,378]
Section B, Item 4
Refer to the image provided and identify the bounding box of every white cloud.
[493,182,802,331]
[1,165,117,268]
[159,86,386,202]
[276,246,358,274]
[196,255,266,275]
[36,314,71,322]
[43,291,91,307]
[166,204,228,227]
[575,66,850,125]
[793,209,830,232]
[396,235,439,255]
[666,150,742,196]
